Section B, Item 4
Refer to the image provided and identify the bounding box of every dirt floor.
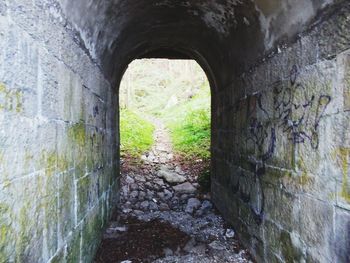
[94,117,253,263]
[95,214,191,263]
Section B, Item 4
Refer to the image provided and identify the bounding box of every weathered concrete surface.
[0,0,349,262]
[0,0,119,262]
[211,3,350,262]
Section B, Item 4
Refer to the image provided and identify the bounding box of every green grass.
[162,85,211,160]
[120,109,155,157]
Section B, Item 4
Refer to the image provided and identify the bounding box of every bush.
[120,109,154,157]
[170,108,210,160]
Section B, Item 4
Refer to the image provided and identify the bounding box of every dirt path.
[95,117,252,263]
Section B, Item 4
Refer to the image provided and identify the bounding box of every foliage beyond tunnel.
[120,109,154,158]
[120,59,211,161]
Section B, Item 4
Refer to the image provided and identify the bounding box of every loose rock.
[185,198,201,214]
[173,182,196,194]
[158,167,186,184]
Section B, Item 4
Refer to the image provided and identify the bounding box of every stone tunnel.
[0,0,349,262]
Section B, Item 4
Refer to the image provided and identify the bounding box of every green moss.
[77,176,91,221]
[68,123,87,175]
[299,171,312,186]
[68,123,86,147]
[15,91,22,113]
[296,156,312,186]
[339,148,350,202]
[66,231,81,263]
[0,83,23,113]
[41,150,70,176]
[0,83,7,111]
[0,204,11,245]
[15,206,30,261]
[81,211,103,262]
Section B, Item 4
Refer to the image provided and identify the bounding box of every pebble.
[130,183,139,190]
[157,192,165,199]
[138,191,146,200]
[125,176,135,184]
[163,248,173,257]
[140,201,150,210]
[146,189,154,200]
[163,189,173,199]
[185,198,201,214]
[159,203,170,211]
[149,202,159,211]
[209,240,226,251]
[225,229,235,238]
[200,200,213,212]
[130,190,139,198]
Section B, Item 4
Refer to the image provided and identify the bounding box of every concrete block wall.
[212,3,350,262]
[0,0,119,262]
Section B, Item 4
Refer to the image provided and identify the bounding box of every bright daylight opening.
[119,59,211,184]
[95,59,240,262]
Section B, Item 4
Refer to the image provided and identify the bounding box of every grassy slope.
[161,84,211,160]
[120,109,155,157]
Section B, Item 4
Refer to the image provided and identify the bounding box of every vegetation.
[161,84,211,160]
[120,109,154,157]
[120,59,207,115]
[119,59,211,189]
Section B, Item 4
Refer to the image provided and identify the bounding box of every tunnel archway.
[1,0,349,262]
[116,45,219,165]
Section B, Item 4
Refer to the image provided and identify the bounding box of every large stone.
[158,168,186,184]
[173,182,196,194]
[185,198,201,214]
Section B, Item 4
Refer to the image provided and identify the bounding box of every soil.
[94,214,191,263]
[94,117,252,263]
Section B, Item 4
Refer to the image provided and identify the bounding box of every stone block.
[294,113,344,201]
[0,117,57,182]
[336,49,350,112]
[335,145,350,210]
[0,22,39,95]
[80,206,104,263]
[250,236,265,263]
[76,174,91,223]
[58,171,75,246]
[65,227,82,263]
[333,208,350,263]
[279,230,306,263]
[264,183,299,232]
[0,172,58,262]
[56,64,84,123]
[265,249,283,263]
[262,220,282,255]
[49,246,65,263]
[299,196,334,261]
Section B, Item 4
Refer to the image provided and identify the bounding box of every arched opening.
[2,0,348,262]
[94,57,251,262]
[119,58,212,193]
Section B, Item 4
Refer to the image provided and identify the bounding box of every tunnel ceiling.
[58,0,335,85]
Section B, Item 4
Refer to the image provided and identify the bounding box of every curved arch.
[115,43,219,99]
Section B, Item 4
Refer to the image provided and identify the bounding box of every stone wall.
[212,3,350,262]
[0,0,119,262]
[1,0,349,262]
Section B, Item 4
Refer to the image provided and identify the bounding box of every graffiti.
[232,65,332,223]
[244,64,331,157]
[274,65,331,149]
[246,94,276,162]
